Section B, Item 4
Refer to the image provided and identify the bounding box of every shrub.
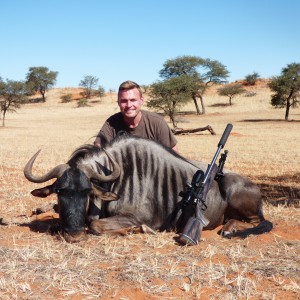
[244,91,257,97]
[60,94,72,103]
[244,72,260,86]
[77,98,89,107]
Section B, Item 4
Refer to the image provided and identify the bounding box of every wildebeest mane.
[68,133,196,170]
[67,144,100,168]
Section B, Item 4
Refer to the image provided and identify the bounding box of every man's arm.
[93,119,116,148]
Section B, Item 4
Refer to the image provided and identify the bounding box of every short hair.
[118,80,143,98]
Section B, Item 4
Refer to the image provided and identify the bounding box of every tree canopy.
[159,55,229,114]
[147,75,197,128]
[0,79,28,126]
[79,75,99,99]
[217,84,246,105]
[269,62,300,121]
[26,67,58,102]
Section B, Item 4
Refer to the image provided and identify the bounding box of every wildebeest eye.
[55,188,71,196]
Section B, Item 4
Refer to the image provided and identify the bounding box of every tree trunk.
[41,91,46,102]
[2,110,6,126]
[192,95,201,115]
[169,112,177,129]
[285,89,294,121]
[285,98,291,121]
[199,95,206,114]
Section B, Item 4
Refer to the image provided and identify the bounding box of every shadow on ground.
[255,173,300,207]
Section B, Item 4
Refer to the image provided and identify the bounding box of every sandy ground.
[0,84,299,299]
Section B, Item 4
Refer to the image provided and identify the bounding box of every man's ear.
[31,184,55,198]
[92,184,120,201]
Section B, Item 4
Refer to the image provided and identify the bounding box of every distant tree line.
[1,60,299,126]
[0,68,105,125]
[147,57,300,125]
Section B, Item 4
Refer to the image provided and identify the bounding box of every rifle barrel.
[202,123,233,184]
[218,123,233,148]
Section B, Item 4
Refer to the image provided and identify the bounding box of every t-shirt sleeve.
[157,119,178,148]
[94,121,115,145]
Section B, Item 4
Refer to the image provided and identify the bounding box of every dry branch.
[172,125,216,135]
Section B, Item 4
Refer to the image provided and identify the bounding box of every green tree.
[79,75,99,99]
[217,84,246,105]
[159,55,229,115]
[0,79,28,126]
[140,84,150,94]
[244,72,260,86]
[147,75,196,128]
[96,85,106,99]
[269,63,300,121]
[26,67,58,102]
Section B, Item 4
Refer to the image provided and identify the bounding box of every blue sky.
[1,0,299,91]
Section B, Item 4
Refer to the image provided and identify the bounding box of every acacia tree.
[26,67,58,102]
[147,75,196,128]
[217,84,246,105]
[269,63,300,121]
[0,79,28,126]
[159,55,229,115]
[79,75,99,99]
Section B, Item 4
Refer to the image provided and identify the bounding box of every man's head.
[118,80,143,99]
[118,80,144,122]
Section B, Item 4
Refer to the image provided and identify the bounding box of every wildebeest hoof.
[62,231,87,243]
[220,230,232,239]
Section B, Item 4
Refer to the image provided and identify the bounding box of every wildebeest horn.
[24,150,70,183]
[81,149,120,182]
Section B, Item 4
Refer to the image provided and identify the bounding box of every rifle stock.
[178,164,218,245]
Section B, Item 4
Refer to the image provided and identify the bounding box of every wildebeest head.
[24,149,120,243]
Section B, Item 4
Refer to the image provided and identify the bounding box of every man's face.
[118,88,144,119]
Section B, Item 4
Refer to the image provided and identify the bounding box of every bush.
[244,72,260,86]
[77,98,89,107]
[244,91,257,97]
[60,94,72,103]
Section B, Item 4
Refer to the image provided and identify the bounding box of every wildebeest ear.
[91,184,120,201]
[31,184,55,198]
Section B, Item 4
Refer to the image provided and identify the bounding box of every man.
[94,80,179,152]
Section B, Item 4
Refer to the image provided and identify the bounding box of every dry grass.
[0,84,299,299]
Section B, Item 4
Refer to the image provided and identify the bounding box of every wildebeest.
[24,134,273,243]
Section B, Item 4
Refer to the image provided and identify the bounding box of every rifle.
[178,123,233,245]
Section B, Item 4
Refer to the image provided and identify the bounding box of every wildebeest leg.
[218,172,273,238]
[89,215,156,236]
[221,218,259,236]
[221,193,262,237]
